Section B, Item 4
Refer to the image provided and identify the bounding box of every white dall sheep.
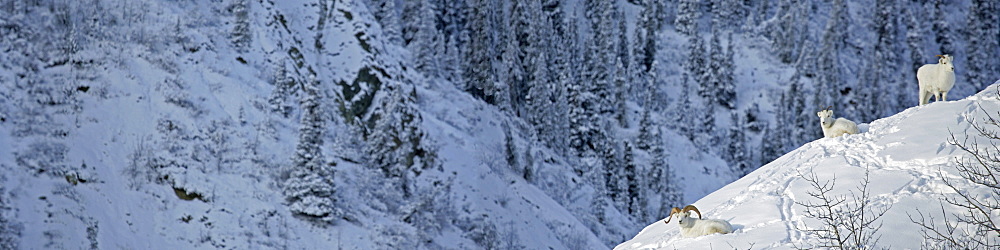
[817,107,859,138]
[663,205,734,238]
[917,54,956,105]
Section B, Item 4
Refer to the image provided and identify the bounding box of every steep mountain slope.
[0,0,692,248]
[617,81,1000,249]
[0,0,995,249]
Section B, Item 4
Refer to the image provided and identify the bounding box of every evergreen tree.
[675,73,697,141]
[932,0,953,54]
[768,0,809,63]
[401,0,421,46]
[636,100,656,151]
[872,0,901,119]
[965,0,999,91]
[571,0,617,161]
[726,111,749,176]
[411,0,443,76]
[710,0,745,32]
[674,0,700,36]
[687,29,714,148]
[462,0,503,105]
[614,57,629,127]
[815,0,848,119]
[268,66,296,118]
[650,127,681,219]
[370,0,401,45]
[603,140,625,215]
[904,5,926,95]
[623,141,643,219]
[436,0,468,83]
[633,0,660,77]
[708,28,736,110]
[788,73,819,146]
[284,76,339,222]
[760,122,784,166]
[541,12,576,155]
[229,0,251,52]
[365,82,435,198]
[503,0,544,117]
[686,38,708,101]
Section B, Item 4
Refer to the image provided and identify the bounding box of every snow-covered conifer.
[815,0,848,118]
[411,0,442,76]
[365,81,435,198]
[229,0,251,52]
[932,0,953,54]
[462,0,502,104]
[965,0,999,90]
[283,76,339,222]
[675,0,700,36]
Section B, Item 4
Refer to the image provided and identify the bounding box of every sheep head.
[664,205,703,224]
[682,205,702,219]
[664,207,682,224]
[937,54,955,72]
[817,107,835,127]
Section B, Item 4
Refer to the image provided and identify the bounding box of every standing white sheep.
[817,107,859,138]
[917,54,956,105]
[663,205,734,237]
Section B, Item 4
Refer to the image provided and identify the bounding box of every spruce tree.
[623,141,643,220]
[411,0,442,76]
[932,0,953,54]
[815,0,848,118]
[675,0,700,37]
[370,0,401,45]
[284,76,339,222]
[462,0,503,105]
[650,127,681,219]
[229,0,251,52]
[872,0,901,118]
[965,0,999,91]
[366,82,434,198]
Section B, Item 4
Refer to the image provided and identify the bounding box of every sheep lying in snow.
[917,54,956,105]
[663,205,734,237]
[817,107,859,138]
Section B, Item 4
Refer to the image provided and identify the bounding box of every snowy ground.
[617,81,1000,249]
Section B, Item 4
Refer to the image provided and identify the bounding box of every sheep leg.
[919,90,929,105]
[942,91,948,102]
[934,92,943,102]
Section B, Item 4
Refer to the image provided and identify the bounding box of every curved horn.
[826,106,833,111]
[682,205,702,219]
[664,207,682,224]
[936,54,944,58]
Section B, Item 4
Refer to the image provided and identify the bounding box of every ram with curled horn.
[662,204,734,238]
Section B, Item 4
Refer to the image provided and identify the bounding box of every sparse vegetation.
[909,104,1000,249]
[794,168,890,249]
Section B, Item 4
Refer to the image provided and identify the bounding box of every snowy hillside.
[617,81,1000,249]
[1,0,997,249]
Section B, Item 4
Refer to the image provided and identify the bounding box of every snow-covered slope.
[617,81,1000,249]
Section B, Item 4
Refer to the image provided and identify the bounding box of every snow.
[0,0,995,249]
[616,81,1000,249]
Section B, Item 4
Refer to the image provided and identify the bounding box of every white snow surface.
[617,81,1000,249]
